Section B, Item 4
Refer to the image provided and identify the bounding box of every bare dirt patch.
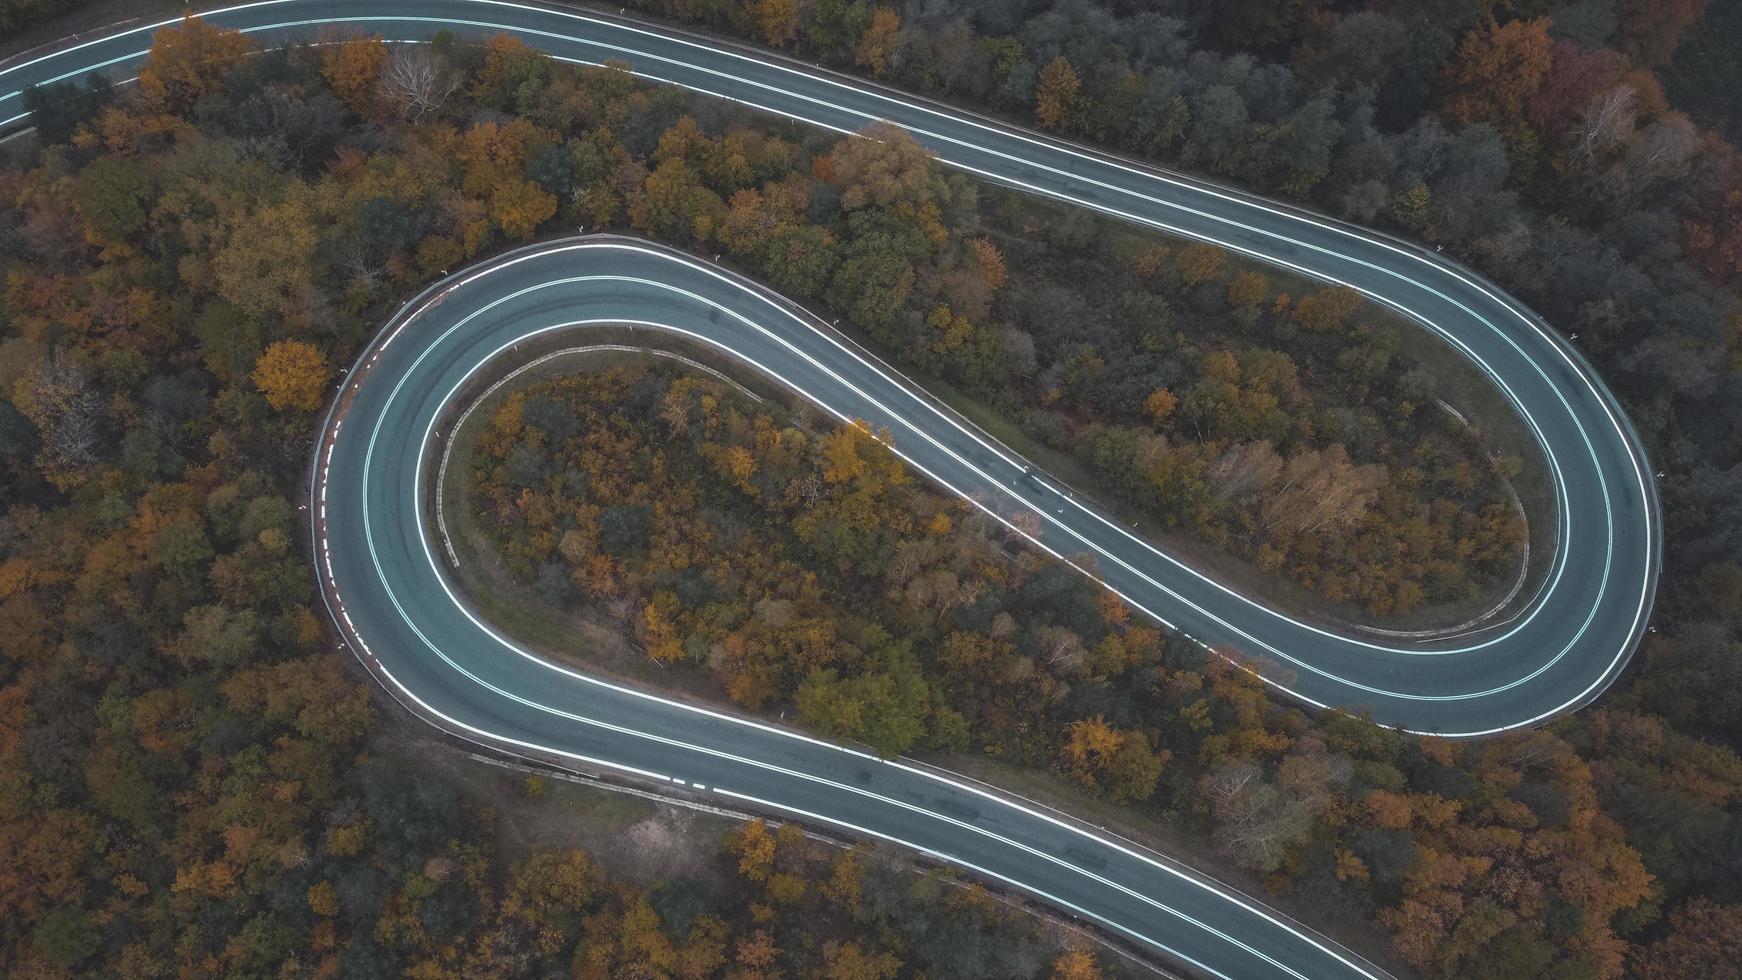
[370,728,738,890]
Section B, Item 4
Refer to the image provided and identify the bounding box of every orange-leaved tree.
[138,16,258,114]
[1439,18,1553,128]
[321,34,390,118]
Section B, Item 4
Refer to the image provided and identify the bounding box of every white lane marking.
[125,9,1649,972]
[306,247,1395,976]
[327,262,1595,980]
[0,0,1684,672]
[381,248,1609,709]
[2,5,1652,695]
[406,605,1297,978]
[13,21,1644,974]
[325,271,1390,975]
[357,442,1309,979]
[45,15,1648,723]
[17,18,1649,970]
[343,575,1272,976]
[713,786,1235,980]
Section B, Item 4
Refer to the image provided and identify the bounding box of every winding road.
[2,4,1662,977]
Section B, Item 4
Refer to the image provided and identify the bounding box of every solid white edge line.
[0,4,1654,698]
[311,240,1394,980]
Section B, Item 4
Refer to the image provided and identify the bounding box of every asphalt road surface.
[1,5,1662,977]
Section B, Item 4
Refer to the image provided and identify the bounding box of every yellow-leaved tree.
[252,340,330,412]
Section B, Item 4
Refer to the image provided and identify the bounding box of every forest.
[464,356,1660,980]
[0,18,1136,980]
[0,1,1739,978]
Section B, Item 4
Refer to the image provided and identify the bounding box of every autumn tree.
[322,34,390,117]
[491,177,559,240]
[815,420,905,492]
[1225,270,1270,308]
[971,237,1006,289]
[726,820,777,882]
[1177,243,1227,284]
[137,16,257,113]
[215,198,318,317]
[830,122,942,211]
[736,929,779,969]
[1059,716,1167,802]
[1052,948,1103,980]
[458,119,544,195]
[1260,446,1384,537]
[1439,19,1553,127]
[718,188,782,256]
[451,119,561,241]
[854,7,902,77]
[1143,388,1177,426]
[757,0,800,47]
[252,340,330,412]
[1290,285,1362,331]
[1035,57,1080,130]
[633,158,725,243]
[306,880,339,918]
[458,117,545,195]
[1131,245,1169,279]
[821,847,866,910]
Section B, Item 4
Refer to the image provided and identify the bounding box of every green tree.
[796,648,930,756]
[75,156,153,245]
[32,906,100,968]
